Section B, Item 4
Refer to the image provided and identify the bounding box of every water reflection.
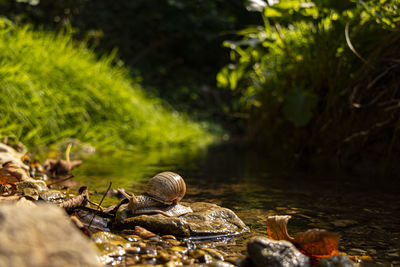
[75,143,400,265]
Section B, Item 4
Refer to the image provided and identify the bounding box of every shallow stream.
[75,143,400,265]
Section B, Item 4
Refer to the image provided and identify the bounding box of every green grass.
[0,18,216,150]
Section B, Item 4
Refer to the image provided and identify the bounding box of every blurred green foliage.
[217,0,400,156]
[0,0,260,132]
[0,19,215,150]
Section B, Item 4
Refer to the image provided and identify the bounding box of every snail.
[118,171,192,217]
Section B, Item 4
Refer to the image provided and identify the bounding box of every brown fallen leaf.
[0,162,30,193]
[43,159,82,177]
[59,186,89,211]
[134,226,156,239]
[267,215,295,242]
[0,161,30,181]
[294,229,339,256]
[267,215,340,257]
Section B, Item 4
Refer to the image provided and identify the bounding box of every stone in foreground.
[0,203,101,267]
[247,236,310,267]
[116,202,249,237]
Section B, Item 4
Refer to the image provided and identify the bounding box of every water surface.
[75,143,400,265]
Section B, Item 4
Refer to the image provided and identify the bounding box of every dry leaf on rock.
[267,215,340,257]
[43,159,82,177]
[59,186,89,211]
[0,162,30,181]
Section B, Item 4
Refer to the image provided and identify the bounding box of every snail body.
[119,171,192,217]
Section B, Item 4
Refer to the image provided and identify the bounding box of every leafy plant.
[218,0,400,160]
[0,19,215,150]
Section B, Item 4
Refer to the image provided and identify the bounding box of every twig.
[88,181,112,229]
[47,175,74,187]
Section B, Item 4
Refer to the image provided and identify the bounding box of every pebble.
[125,234,142,242]
[316,255,354,267]
[170,246,188,254]
[349,248,368,255]
[125,246,141,254]
[162,235,177,240]
[203,247,225,261]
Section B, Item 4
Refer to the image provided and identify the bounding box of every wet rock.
[73,209,111,232]
[247,236,310,267]
[203,247,225,261]
[116,202,249,237]
[331,220,358,228]
[0,203,101,267]
[16,179,48,193]
[91,231,130,247]
[316,255,354,267]
[39,189,65,202]
[22,188,39,200]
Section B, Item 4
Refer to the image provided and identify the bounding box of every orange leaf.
[266,215,340,258]
[0,175,19,185]
[267,215,295,242]
[294,229,340,256]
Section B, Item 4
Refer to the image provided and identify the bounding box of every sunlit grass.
[0,19,216,150]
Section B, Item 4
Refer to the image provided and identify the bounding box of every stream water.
[74,143,400,265]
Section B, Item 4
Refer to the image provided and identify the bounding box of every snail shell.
[118,171,191,217]
[145,171,186,205]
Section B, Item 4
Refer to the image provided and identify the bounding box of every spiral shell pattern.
[145,171,186,205]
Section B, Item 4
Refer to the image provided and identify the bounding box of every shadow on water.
[75,143,400,265]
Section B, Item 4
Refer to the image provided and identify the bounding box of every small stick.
[88,181,112,229]
[47,175,74,187]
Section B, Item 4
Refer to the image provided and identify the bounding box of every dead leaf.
[0,162,30,181]
[59,186,89,211]
[294,229,340,256]
[267,215,340,257]
[266,215,295,242]
[134,226,156,238]
[43,159,82,177]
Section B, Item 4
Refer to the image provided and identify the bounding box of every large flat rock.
[0,202,101,267]
[116,202,249,237]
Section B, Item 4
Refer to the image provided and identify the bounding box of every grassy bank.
[217,0,400,169]
[0,18,215,150]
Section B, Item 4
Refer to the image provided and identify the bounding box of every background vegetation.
[0,0,399,170]
[0,19,213,150]
[217,0,400,169]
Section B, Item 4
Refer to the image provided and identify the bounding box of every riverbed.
[74,143,400,265]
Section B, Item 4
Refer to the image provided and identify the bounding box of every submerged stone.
[16,179,48,193]
[247,236,310,267]
[316,255,354,267]
[39,189,66,202]
[116,202,248,237]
